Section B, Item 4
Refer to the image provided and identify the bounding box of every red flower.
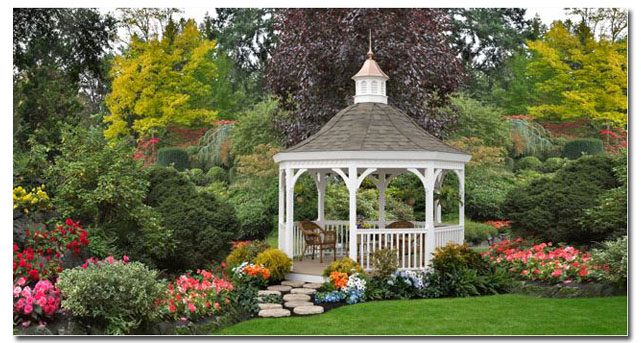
[28,269,39,280]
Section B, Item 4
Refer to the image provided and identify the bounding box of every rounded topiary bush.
[515,156,543,171]
[57,260,166,335]
[504,155,620,246]
[145,167,237,272]
[206,166,229,184]
[254,248,292,281]
[562,138,604,160]
[156,147,190,171]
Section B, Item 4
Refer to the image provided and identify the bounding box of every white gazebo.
[273,43,471,281]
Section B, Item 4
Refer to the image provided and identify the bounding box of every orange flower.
[329,271,348,289]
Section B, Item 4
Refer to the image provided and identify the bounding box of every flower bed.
[315,272,367,305]
[482,238,604,284]
[159,269,234,322]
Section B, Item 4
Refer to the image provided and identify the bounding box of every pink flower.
[123,255,129,263]
[17,277,27,286]
[14,286,22,297]
[551,269,563,277]
[214,302,221,310]
[188,303,196,313]
[105,256,114,265]
[24,304,33,315]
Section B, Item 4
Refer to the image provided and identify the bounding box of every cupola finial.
[367,30,374,59]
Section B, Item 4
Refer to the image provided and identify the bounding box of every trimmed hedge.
[562,139,604,160]
[157,147,190,171]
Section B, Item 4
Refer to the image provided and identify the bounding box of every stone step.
[284,301,314,308]
[267,285,292,292]
[283,293,311,302]
[293,305,324,315]
[258,290,281,297]
[303,283,323,289]
[258,303,283,310]
[258,308,291,318]
[291,288,317,295]
[281,280,305,288]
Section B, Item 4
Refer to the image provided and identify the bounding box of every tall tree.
[13,8,116,148]
[268,8,463,146]
[104,20,235,140]
[566,8,628,42]
[200,9,277,104]
[526,21,627,126]
[115,8,182,43]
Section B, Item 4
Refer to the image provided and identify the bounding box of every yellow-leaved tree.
[526,21,627,126]
[104,20,221,139]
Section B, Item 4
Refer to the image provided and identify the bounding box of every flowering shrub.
[13,219,89,283]
[483,238,604,284]
[254,248,292,281]
[232,262,270,288]
[160,269,234,321]
[13,279,61,327]
[13,185,52,214]
[316,273,367,305]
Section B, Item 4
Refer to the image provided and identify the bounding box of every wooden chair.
[299,221,337,263]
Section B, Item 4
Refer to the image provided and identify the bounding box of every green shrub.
[562,138,604,160]
[515,156,542,171]
[157,147,190,171]
[225,241,271,268]
[429,243,513,297]
[504,155,620,246]
[50,127,173,266]
[591,236,627,287]
[182,168,211,186]
[57,260,166,335]
[465,220,495,245]
[465,166,516,220]
[370,248,398,277]
[206,166,229,183]
[540,157,567,173]
[146,167,237,272]
[254,248,292,281]
[229,178,278,240]
[322,257,364,277]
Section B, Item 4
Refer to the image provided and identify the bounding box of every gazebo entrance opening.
[277,166,465,274]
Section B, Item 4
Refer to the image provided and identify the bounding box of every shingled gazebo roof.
[286,102,466,155]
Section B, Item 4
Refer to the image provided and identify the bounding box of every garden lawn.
[213,294,627,335]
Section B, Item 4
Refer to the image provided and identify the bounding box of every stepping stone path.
[256,280,325,318]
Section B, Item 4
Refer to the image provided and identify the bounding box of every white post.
[457,169,465,228]
[435,201,441,224]
[348,166,358,260]
[315,172,327,227]
[285,168,295,258]
[278,169,285,251]
[424,165,435,263]
[376,173,387,229]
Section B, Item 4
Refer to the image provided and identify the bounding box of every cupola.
[352,33,389,104]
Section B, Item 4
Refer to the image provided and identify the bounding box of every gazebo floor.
[292,255,335,276]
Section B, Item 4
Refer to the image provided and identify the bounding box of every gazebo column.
[278,169,285,251]
[424,167,436,259]
[375,173,387,229]
[455,169,465,230]
[314,172,327,227]
[284,168,295,258]
[348,167,358,260]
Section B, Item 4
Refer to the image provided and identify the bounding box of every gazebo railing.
[292,221,464,269]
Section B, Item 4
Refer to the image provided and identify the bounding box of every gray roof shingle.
[286,103,467,155]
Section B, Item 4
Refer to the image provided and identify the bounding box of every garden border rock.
[511,280,626,298]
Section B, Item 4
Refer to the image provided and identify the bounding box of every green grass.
[213,295,627,335]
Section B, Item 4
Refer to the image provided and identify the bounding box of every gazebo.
[273,43,471,281]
